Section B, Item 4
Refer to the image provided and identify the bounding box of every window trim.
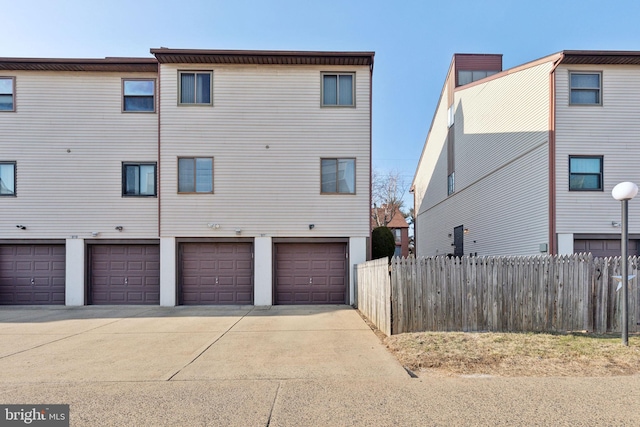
[321,72,356,108]
[569,71,602,106]
[447,172,455,196]
[122,162,157,197]
[0,76,16,112]
[0,161,16,197]
[177,157,214,194]
[122,78,156,113]
[178,71,213,106]
[569,155,603,191]
[320,157,356,195]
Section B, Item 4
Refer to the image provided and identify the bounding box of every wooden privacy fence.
[356,254,639,335]
[355,257,391,336]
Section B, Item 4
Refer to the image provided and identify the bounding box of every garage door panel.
[90,244,160,305]
[180,243,254,305]
[575,239,638,258]
[275,243,347,305]
[0,244,66,305]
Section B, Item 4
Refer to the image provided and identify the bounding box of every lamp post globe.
[612,181,638,201]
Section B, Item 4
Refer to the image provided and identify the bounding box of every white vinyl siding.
[556,65,640,234]
[159,64,370,237]
[414,60,553,257]
[0,71,158,238]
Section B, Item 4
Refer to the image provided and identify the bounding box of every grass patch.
[384,332,640,377]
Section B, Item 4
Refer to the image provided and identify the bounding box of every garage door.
[0,244,65,305]
[274,243,347,305]
[180,242,253,305]
[90,245,160,304]
[574,239,639,258]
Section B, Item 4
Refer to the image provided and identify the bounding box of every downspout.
[548,53,564,255]
[369,58,374,260]
[156,59,161,239]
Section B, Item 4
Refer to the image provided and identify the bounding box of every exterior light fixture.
[309,224,315,230]
[611,181,638,346]
[16,225,26,230]
[91,231,100,237]
[235,229,241,235]
[115,226,123,231]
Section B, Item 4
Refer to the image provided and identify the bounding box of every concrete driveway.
[1,305,640,426]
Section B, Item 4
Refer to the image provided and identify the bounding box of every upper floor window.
[394,228,402,244]
[178,157,213,193]
[569,155,603,191]
[457,70,498,86]
[322,73,354,107]
[570,72,601,105]
[123,79,155,112]
[0,162,16,196]
[122,163,156,196]
[0,77,15,111]
[447,172,455,195]
[321,158,355,194]
[179,71,212,105]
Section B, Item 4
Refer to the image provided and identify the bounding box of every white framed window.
[0,162,16,196]
[123,79,155,112]
[0,77,15,112]
[447,105,454,128]
[570,72,601,105]
[321,73,354,107]
[179,71,212,105]
[178,157,213,193]
[321,158,355,194]
[394,228,402,243]
[122,163,157,196]
[447,172,455,196]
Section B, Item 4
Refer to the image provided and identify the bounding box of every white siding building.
[0,49,374,306]
[413,51,640,258]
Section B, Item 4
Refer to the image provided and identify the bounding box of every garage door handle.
[309,277,313,284]
[216,277,219,285]
[31,278,35,286]
[125,278,128,285]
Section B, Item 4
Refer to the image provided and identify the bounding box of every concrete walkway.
[0,306,639,426]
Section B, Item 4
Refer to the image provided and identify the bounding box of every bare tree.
[371,169,408,228]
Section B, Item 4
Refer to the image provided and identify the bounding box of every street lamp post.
[612,181,638,346]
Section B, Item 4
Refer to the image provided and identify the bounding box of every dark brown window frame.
[320,158,356,195]
[122,162,157,197]
[320,72,356,108]
[178,70,213,106]
[569,155,603,191]
[177,157,214,194]
[0,76,16,112]
[121,78,156,113]
[569,71,602,106]
[0,161,16,197]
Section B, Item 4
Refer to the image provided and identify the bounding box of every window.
[0,77,15,111]
[394,228,402,244]
[179,71,212,105]
[394,246,402,257]
[122,163,156,196]
[447,172,455,195]
[178,157,213,193]
[570,72,601,105]
[0,162,16,196]
[123,79,155,112]
[569,156,603,191]
[321,158,355,194]
[322,73,354,106]
[457,70,498,86]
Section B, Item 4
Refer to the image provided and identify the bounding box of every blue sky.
[5,0,640,200]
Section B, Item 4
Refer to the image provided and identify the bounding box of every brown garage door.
[90,244,160,305]
[180,242,253,305]
[274,242,347,305]
[574,239,639,258]
[0,244,65,305]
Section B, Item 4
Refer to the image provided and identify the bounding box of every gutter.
[548,52,565,254]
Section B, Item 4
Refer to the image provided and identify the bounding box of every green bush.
[372,226,396,260]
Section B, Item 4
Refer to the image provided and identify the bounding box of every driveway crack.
[165,307,254,381]
[265,381,282,427]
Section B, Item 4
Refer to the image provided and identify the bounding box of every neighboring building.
[371,206,410,257]
[0,48,374,306]
[413,51,640,258]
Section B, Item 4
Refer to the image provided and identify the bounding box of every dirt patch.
[357,307,640,377]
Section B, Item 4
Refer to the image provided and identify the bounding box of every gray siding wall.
[415,61,553,256]
[0,71,159,239]
[555,64,640,234]
[158,64,371,238]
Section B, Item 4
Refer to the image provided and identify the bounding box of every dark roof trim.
[0,57,157,72]
[560,50,640,65]
[150,48,374,67]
